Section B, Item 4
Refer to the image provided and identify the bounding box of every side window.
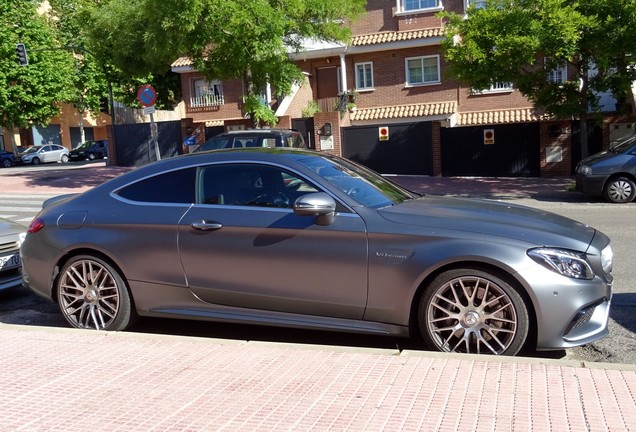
[198,164,319,208]
[117,168,197,203]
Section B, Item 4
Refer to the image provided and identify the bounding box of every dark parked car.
[0,151,14,168]
[22,149,613,356]
[0,217,26,291]
[69,140,109,161]
[195,129,306,152]
[576,136,636,203]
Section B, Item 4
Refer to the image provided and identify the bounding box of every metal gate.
[113,120,183,167]
[440,123,540,177]
[341,122,433,175]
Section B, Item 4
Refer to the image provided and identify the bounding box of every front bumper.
[576,173,606,196]
[517,264,612,350]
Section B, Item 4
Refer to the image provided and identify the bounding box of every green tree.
[82,0,366,126]
[441,0,636,158]
[0,0,75,150]
[48,0,111,144]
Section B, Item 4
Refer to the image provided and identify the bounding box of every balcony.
[190,94,225,108]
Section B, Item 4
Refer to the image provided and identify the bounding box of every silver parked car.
[21,149,614,356]
[0,218,26,291]
[19,144,69,165]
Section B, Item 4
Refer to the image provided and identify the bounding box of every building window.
[405,55,440,86]
[546,59,568,83]
[191,79,224,108]
[471,82,513,94]
[464,0,486,9]
[399,0,442,13]
[355,62,374,90]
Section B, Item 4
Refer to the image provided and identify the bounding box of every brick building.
[171,0,635,177]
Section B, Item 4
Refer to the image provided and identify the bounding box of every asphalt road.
[1,162,634,364]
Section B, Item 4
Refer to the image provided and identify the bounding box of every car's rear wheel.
[419,268,529,356]
[603,176,636,203]
[61,154,69,163]
[2,158,11,168]
[88,153,96,160]
[56,255,136,331]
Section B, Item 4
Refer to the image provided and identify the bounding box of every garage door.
[341,122,433,175]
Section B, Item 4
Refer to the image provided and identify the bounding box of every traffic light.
[99,98,109,114]
[15,43,28,66]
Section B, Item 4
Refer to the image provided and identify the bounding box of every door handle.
[191,220,223,231]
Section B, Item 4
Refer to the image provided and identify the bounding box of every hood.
[378,196,596,250]
[579,149,624,167]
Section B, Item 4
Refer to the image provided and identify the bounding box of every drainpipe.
[339,53,348,93]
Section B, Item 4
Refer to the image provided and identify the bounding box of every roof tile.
[351,102,456,121]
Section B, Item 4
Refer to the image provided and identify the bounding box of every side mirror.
[293,192,336,226]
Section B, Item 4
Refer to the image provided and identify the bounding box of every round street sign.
[137,84,157,107]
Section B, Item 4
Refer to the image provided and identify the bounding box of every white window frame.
[405,55,441,86]
[396,0,443,15]
[355,62,374,91]
[545,58,568,84]
[464,0,486,10]
[191,79,224,107]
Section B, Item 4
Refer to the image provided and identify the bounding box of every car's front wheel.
[56,255,136,331]
[419,268,529,356]
[31,157,40,165]
[2,158,11,168]
[603,176,636,203]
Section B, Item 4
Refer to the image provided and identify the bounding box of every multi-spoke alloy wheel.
[57,255,135,331]
[419,269,528,356]
[604,177,636,203]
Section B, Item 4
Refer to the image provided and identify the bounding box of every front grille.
[0,241,19,254]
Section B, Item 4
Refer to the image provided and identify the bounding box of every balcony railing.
[190,94,225,108]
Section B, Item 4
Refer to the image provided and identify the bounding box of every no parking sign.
[379,126,389,141]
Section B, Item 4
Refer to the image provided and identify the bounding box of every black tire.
[56,255,137,331]
[2,158,11,168]
[88,153,96,160]
[61,154,69,163]
[32,157,41,165]
[419,268,529,356]
[603,176,636,203]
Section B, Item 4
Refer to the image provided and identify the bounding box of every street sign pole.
[137,85,160,161]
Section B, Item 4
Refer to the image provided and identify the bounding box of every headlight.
[528,248,593,280]
[577,164,592,175]
[601,245,613,274]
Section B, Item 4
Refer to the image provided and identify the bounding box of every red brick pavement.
[1,325,635,431]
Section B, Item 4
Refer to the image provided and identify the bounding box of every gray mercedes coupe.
[21,148,614,356]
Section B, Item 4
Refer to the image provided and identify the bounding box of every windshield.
[290,153,417,208]
[198,137,231,152]
[76,141,94,150]
[610,137,636,153]
[23,146,42,154]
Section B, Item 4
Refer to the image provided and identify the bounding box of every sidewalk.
[1,324,635,431]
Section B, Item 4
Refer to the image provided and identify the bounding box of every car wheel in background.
[2,159,11,168]
[418,268,529,356]
[56,255,137,331]
[88,153,96,160]
[603,176,636,203]
[61,154,69,163]
[31,157,41,165]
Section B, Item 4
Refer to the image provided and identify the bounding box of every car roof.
[215,129,299,136]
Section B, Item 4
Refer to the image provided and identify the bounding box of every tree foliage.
[81,0,366,123]
[440,0,636,156]
[48,0,110,117]
[0,0,75,147]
